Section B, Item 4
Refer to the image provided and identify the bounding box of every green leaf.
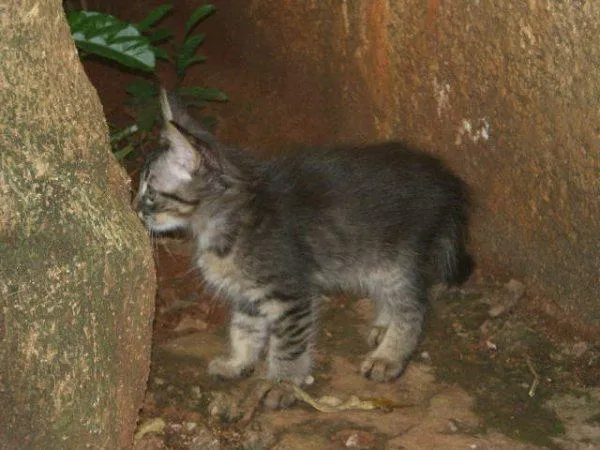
[135,101,162,132]
[147,28,174,44]
[177,86,228,102]
[180,34,205,60]
[126,80,158,101]
[184,5,216,37]
[137,4,173,32]
[68,11,155,72]
[181,97,207,108]
[180,54,207,71]
[110,124,138,143]
[175,34,205,76]
[152,47,170,61]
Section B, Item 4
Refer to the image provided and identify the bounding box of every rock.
[488,279,526,318]
[505,279,526,298]
[184,421,198,432]
[134,417,166,441]
[241,426,276,450]
[208,392,242,422]
[191,386,203,399]
[174,316,209,332]
[569,341,589,358]
[133,434,166,450]
[189,424,221,450]
[447,420,459,433]
[331,429,378,449]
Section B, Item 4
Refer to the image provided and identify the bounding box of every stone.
[189,424,221,450]
[331,429,378,449]
[174,316,209,332]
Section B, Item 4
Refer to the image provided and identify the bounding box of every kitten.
[134,89,473,408]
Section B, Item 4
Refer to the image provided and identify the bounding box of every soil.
[127,238,599,450]
[80,5,599,449]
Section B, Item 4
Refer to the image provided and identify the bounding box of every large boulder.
[0,0,155,447]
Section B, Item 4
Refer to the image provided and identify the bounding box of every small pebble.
[505,279,525,298]
[485,340,497,351]
[332,429,377,449]
[571,341,589,358]
[447,419,459,433]
[345,433,360,447]
[190,425,220,450]
[174,316,208,332]
[191,386,202,398]
[184,422,197,432]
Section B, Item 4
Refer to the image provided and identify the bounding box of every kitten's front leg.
[208,309,268,380]
[259,299,315,409]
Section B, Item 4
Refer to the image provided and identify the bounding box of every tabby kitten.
[134,90,473,408]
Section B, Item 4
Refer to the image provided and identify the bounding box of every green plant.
[67,4,227,160]
[67,9,157,72]
[123,4,227,140]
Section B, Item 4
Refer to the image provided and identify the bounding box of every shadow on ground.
[133,238,599,450]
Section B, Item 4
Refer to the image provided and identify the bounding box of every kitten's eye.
[144,186,157,205]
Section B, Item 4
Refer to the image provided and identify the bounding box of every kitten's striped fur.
[134,89,473,408]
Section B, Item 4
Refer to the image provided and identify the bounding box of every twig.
[110,124,139,143]
[283,380,413,413]
[525,355,540,397]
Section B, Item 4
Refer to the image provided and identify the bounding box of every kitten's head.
[133,121,224,233]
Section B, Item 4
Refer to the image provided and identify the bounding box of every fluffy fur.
[134,90,473,406]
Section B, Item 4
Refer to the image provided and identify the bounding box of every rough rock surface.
[195,0,600,332]
[0,1,155,447]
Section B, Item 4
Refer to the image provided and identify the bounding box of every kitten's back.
[253,142,472,286]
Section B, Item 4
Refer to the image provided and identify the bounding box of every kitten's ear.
[159,87,174,122]
[159,87,218,146]
[163,121,221,175]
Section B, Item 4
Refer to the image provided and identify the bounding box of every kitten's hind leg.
[252,298,314,409]
[361,283,426,382]
[208,310,268,380]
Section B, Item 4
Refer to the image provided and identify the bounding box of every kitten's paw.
[208,357,254,380]
[254,379,297,410]
[360,355,405,382]
[367,326,387,348]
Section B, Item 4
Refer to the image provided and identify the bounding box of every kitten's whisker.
[159,239,175,258]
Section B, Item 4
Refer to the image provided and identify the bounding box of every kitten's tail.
[434,204,474,286]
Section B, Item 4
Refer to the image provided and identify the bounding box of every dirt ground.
[81,11,599,447]
[129,238,599,450]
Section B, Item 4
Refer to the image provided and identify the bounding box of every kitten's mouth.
[141,212,189,234]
